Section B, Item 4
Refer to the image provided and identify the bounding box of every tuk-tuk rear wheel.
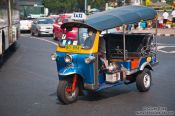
[57,78,79,104]
[136,68,152,92]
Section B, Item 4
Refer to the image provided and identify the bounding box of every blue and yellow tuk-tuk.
[51,5,159,104]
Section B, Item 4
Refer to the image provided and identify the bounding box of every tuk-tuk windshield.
[59,27,96,49]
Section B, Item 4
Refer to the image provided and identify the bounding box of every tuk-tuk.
[51,5,159,104]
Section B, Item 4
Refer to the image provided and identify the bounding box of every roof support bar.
[155,18,158,53]
[123,24,126,61]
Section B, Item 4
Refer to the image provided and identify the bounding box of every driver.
[83,30,95,48]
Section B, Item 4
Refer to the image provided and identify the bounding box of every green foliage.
[88,0,106,9]
[44,0,147,13]
[44,0,107,13]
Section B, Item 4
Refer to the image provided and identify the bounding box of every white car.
[31,17,54,36]
[20,19,33,31]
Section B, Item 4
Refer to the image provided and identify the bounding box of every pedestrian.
[134,23,138,29]
[172,1,175,9]
[171,8,175,27]
[127,24,132,31]
[162,10,169,28]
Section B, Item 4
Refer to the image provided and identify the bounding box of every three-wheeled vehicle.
[51,5,159,104]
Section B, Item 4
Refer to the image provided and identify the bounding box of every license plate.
[65,45,81,53]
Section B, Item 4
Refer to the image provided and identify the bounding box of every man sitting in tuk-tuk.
[83,29,96,48]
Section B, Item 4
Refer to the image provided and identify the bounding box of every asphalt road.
[0,34,175,116]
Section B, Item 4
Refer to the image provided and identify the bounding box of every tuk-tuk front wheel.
[136,68,152,92]
[57,77,79,104]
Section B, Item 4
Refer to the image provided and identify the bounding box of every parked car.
[31,17,54,36]
[49,15,60,21]
[20,18,33,32]
[53,13,86,41]
[53,13,73,40]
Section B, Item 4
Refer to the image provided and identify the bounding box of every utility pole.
[85,0,87,14]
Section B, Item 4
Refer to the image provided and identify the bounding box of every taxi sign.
[71,12,87,21]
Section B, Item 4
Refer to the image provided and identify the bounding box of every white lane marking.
[25,38,175,54]
[157,45,175,53]
[30,36,58,46]
[158,43,175,46]
[20,34,31,38]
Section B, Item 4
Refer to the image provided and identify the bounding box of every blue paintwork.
[138,57,147,69]
[55,51,157,90]
[138,56,158,69]
[118,61,131,71]
[150,55,157,65]
[56,52,98,84]
[98,72,105,84]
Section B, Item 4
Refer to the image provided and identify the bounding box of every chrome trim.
[93,54,99,89]
[123,25,126,61]
[64,54,72,63]
[84,56,96,64]
[50,53,57,61]
[58,68,76,76]
[58,72,75,76]
[126,69,138,75]
[84,83,99,90]
[139,62,152,71]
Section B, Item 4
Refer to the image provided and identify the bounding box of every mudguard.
[139,62,153,71]
[58,67,83,77]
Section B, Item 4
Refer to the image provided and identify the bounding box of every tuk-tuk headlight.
[85,56,96,64]
[51,53,57,61]
[64,55,72,63]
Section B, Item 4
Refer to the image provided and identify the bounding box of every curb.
[157,33,175,37]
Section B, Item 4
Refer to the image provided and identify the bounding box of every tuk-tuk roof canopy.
[86,5,157,31]
[61,5,157,31]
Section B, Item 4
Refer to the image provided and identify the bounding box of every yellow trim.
[146,57,152,62]
[56,31,100,54]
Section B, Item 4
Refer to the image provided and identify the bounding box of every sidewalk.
[130,28,175,36]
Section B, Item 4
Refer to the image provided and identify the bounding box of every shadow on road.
[0,43,19,69]
[79,88,132,102]
[51,86,134,105]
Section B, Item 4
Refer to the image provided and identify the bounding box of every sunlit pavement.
[0,34,175,116]
[119,28,175,36]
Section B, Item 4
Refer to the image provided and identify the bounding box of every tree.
[44,0,84,13]
[88,0,106,9]
[44,0,137,14]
